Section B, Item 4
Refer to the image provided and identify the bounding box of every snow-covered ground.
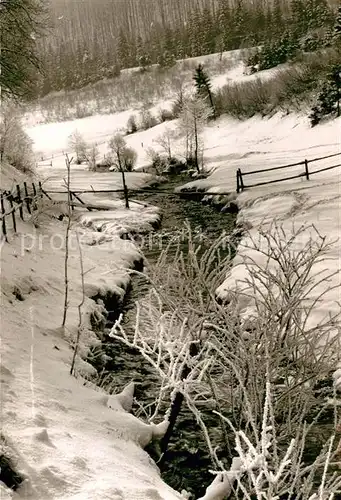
[1,162,181,499]
[2,48,340,499]
[177,113,340,320]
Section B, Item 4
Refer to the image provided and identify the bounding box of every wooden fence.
[0,181,51,241]
[236,152,341,193]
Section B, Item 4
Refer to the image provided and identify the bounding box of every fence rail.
[236,152,341,193]
[0,181,48,241]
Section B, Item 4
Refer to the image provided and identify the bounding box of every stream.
[88,174,238,498]
[86,174,338,498]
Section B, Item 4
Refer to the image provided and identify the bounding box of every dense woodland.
[35,0,339,94]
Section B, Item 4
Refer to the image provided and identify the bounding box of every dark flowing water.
[88,175,237,497]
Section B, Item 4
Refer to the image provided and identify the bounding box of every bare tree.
[179,96,211,172]
[154,127,176,161]
[87,144,100,171]
[108,133,134,208]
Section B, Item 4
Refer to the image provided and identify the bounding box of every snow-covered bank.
[178,113,341,374]
[0,161,182,499]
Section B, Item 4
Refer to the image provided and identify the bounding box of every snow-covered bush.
[110,222,341,497]
[145,147,168,175]
[138,108,158,130]
[0,106,35,173]
[108,134,137,172]
[158,107,175,122]
[154,127,176,161]
[126,114,138,134]
[121,146,137,172]
[87,144,100,171]
[68,129,88,164]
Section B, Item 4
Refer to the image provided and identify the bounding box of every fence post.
[38,181,43,198]
[236,169,240,193]
[32,182,38,210]
[238,168,245,191]
[9,196,17,233]
[24,182,31,214]
[70,191,75,211]
[16,184,24,220]
[1,193,7,242]
[121,170,129,209]
[304,159,310,181]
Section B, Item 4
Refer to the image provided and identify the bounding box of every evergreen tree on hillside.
[291,0,308,34]
[310,65,341,126]
[217,0,232,51]
[252,2,267,41]
[200,5,216,55]
[136,35,150,70]
[272,0,284,36]
[157,50,176,68]
[188,8,202,57]
[193,64,215,118]
[117,29,130,69]
[306,0,333,29]
[334,6,341,39]
[231,0,247,47]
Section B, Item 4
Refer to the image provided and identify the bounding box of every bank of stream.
[88,174,238,497]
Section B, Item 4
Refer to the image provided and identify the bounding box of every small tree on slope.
[193,64,216,118]
[179,97,211,173]
[108,133,137,208]
[68,130,88,164]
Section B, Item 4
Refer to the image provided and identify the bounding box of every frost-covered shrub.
[138,108,158,130]
[158,108,175,122]
[0,106,35,174]
[68,129,88,164]
[122,146,137,172]
[111,223,341,497]
[108,133,137,172]
[126,114,138,134]
[87,144,100,171]
[145,147,168,174]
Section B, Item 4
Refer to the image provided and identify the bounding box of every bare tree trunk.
[70,230,85,375]
[62,154,72,328]
[118,151,129,209]
[121,169,129,209]
[194,118,199,173]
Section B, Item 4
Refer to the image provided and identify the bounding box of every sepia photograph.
[0,0,340,498]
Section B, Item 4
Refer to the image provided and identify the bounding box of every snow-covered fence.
[237,151,341,193]
[0,181,49,241]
